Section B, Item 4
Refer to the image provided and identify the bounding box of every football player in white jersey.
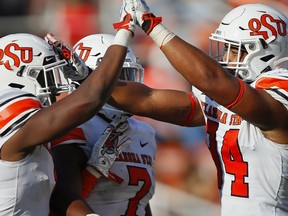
[74,34,157,216]
[0,9,135,216]
[108,1,288,216]
[51,33,157,216]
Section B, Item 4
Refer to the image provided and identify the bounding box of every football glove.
[113,0,136,35]
[87,114,131,180]
[45,33,89,81]
[133,0,162,35]
[81,115,131,198]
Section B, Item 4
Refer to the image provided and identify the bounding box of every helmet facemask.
[209,36,275,82]
[93,55,144,84]
[121,57,144,83]
[18,56,72,106]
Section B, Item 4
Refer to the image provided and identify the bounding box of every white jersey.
[0,145,55,216]
[195,69,288,216]
[0,88,55,216]
[80,115,157,216]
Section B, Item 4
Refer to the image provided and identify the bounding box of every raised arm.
[1,2,136,161]
[132,0,288,143]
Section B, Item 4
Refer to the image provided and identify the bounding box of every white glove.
[113,0,136,35]
[45,33,89,81]
[87,114,131,181]
[81,115,131,198]
[133,0,162,35]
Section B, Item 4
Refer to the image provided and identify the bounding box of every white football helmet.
[209,4,288,82]
[0,33,73,106]
[74,34,144,120]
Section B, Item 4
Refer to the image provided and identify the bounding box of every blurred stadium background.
[1,0,287,215]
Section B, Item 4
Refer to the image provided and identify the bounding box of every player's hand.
[87,117,131,178]
[81,116,131,198]
[113,0,136,35]
[45,33,89,81]
[82,115,131,199]
[133,0,162,35]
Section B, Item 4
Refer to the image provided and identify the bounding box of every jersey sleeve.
[255,73,288,109]
[50,127,87,148]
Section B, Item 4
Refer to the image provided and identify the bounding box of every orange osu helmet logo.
[0,43,33,70]
[73,42,92,62]
[248,14,287,40]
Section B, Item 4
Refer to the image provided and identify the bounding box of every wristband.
[149,23,175,48]
[81,166,100,199]
[113,29,132,47]
[86,165,102,178]
[183,93,196,126]
[225,78,245,109]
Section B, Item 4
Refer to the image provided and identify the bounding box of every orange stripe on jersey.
[50,127,86,148]
[256,77,288,91]
[0,98,42,128]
